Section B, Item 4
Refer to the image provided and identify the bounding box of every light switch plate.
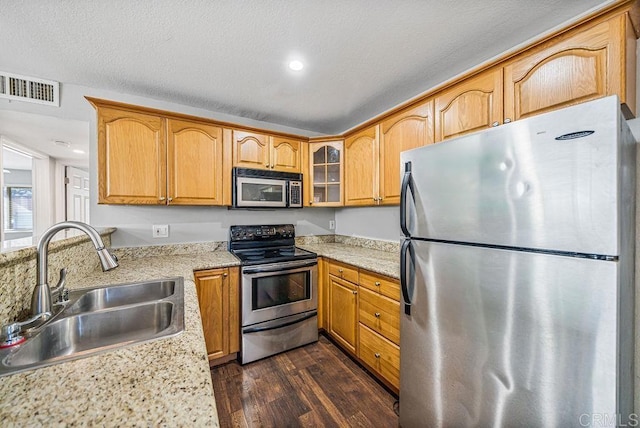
[152,224,169,238]
[329,220,336,230]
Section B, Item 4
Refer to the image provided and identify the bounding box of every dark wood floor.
[211,335,399,427]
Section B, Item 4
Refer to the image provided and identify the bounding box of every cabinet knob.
[309,201,313,205]
[159,196,166,201]
[338,268,343,273]
[374,353,381,359]
[374,312,381,318]
[265,163,270,167]
[223,273,228,277]
[492,121,500,127]
[352,290,358,295]
[504,118,512,124]
[375,281,380,286]
[167,197,173,202]
[271,164,274,169]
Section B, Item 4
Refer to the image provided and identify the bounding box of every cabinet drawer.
[358,324,400,389]
[328,260,359,284]
[359,287,400,345]
[360,271,400,301]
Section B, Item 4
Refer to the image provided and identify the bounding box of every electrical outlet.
[152,224,169,238]
[329,220,336,230]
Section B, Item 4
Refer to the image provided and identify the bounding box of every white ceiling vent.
[0,72,59,106]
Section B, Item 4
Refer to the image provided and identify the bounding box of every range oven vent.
[0,71,59,106]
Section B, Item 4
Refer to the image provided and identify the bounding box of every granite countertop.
[298,243,400,279]
[0,250,240,427]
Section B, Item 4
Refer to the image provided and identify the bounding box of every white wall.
[108,206,334,247]
[334,206,399,242]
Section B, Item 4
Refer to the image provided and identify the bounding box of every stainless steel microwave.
[232,168,302,208]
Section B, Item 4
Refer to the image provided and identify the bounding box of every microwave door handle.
[400,161,415,238]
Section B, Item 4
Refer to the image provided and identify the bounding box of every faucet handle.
[0,322,25,348]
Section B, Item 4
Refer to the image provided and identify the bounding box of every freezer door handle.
[401,239,414,314]
[400,161,415,238]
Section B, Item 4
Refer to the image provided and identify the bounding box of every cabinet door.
[317,258,328,330]
[167,119,224,205]
[379,100,434,205]
[504,15,635,121]
[344,125,379,206]
[270,137,301,172]
[434,68,503,142]
[328,275,358,354]
[308,141,344,207]
[97,107,166,204]
[194,269,229,360]
[232,130,270,170]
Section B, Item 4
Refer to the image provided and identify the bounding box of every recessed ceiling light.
[288,60,304,71]
[72,149,85,154]
[53,140,70,148]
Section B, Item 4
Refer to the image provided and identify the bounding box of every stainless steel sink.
[0,277,184,377]
[65,280,177,313]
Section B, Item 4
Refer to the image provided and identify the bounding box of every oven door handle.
[242,260,318,274]
[243,311,317,334]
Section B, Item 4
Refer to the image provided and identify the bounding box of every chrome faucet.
[31,221,119,318]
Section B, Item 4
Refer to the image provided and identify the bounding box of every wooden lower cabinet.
[359,287,400,345]
[328,274,358,355]
[323,258,401,392]
[194,267,240,364]
[358,324,400,390]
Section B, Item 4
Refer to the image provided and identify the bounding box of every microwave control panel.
[289,181,302,207]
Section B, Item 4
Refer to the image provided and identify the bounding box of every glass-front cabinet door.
[308,141,343,206]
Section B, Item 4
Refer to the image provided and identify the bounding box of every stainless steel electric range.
[229,224,318,364]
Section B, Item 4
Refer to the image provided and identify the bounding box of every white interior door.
[65,166,89,223]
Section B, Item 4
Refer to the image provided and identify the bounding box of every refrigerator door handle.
[401,238,414,314]
[400,161,415,238]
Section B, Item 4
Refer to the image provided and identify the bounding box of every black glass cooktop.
[232,246,316,266]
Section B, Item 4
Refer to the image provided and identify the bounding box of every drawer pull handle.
[375,281,381,286]
[375,353,381,358]
[374,312,381,318]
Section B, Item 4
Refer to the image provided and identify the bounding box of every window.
[3,186,33,231]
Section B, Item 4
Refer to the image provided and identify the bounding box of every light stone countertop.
[0,250,240,427]
[299,243,400,279]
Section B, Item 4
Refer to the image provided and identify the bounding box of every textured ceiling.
[0,110,89,168]
[0,0,613,135]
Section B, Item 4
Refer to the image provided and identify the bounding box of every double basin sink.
[0,277,184,377]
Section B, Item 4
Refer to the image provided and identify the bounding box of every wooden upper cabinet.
[97,107,166,204]
[379,100,434,204]
[167,119,223,205]
[504,14,636,121]
[434,68,503,142]
[344,125,379,206]
[270,137,301,172]
[232,130,270,169]
[307,140,344,207]
[232,131,301,172]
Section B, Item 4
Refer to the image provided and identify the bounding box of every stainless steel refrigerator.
[399,96,636,427]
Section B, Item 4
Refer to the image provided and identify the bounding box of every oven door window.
[252,271,311,310]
